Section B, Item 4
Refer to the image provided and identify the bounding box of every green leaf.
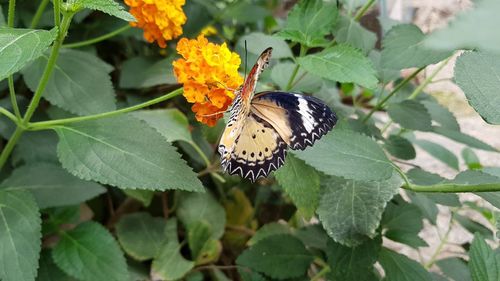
[237,32,293,59]
[454,213,493,239]
[462,148,482,170]
[221,2,270,24]
[295,224,329,250]
[270,62,322,92]
[381,24,450,70]
[387,100,432,131]
[177,192,226,239]
[131,109,192,143]
[12,130,58,166]
[1,163,105,208]
[275,0,337,47]
[436,257,472,281]
[326,237,381,281]
[73,0,135,22]
[119,56,176,89]
[379,248,433,281]
[298,45,378,89]
[0,28,57,81]
[0,190,41,281]
[53,221,128,281]
[407,168,445,185]
[454,51,500,124]
[469,233,500,281]
[54,115,204,191]
[423,0,500,53]
[421,99,460,131]
[236,234,313,279]
[122,189,154,207]
[406,192,438,224]
[369,50,400,83]
[317,172,402,246]
[37,250,73,281]
[22,49,116,116]
[116,212,166,261]
[413,139,459,170]
[187,221,221,265]
[381,197,427,248]
[187,221,211,262]
[333,15,377,54]
[432,127,497,152]
[294,128,394,181]
[275,154,320,219]
[151,219,194,281]
[248,223,292,246]
[383,135,416,160]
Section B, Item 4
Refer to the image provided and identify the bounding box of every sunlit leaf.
[275,154,320,219]
[298,45,378,89]
[317,172,402,246]
[0,28,57,81]
[54,115,204,191]
[295,128,394,181]
[276,0,338,47]
[454,51,500,124]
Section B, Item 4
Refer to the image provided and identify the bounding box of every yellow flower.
[173,35,243,126]
[125,0,186,48]
[200,25,218,36]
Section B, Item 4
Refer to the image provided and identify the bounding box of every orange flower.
[173,35,243,126]
[124,0,186,48]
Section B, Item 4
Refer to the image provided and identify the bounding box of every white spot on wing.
[298,98,314,133]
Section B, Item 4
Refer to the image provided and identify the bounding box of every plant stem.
[0,107,20,125]
[63,25,131,48]
[0,12,73,171]
[7,0,15,27]
[379,57,453,134]
[7,0,22,120]
[354,0,376,21]
[286,45,307,91]
[402,183,500,193]
[408,56,453,100]
[0,127,24,168]
[22,13,73,124]
[311,258,331,281]
[53,0,60,27]
[29,88,183,129]
[30,0,50,28]
[361,67,425,123]
[425,224,452,268]
[7,77,21,119]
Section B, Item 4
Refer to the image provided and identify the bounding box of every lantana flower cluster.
[173,35,243,126]
[124,0,186,48]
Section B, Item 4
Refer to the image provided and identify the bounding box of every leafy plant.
[0,0,499,280]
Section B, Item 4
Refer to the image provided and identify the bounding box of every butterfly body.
[218,48,337,182]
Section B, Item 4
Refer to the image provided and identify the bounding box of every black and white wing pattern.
[220,114,288,182]
[250,91,337,150]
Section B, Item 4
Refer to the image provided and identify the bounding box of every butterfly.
[218,47,337,182]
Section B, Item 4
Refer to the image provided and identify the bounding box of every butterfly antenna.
[244,40,248,80]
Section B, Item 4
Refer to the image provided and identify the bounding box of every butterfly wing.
[220,114,287,182]
[251,91,337,150]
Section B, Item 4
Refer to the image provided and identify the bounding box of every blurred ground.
[380,0,499,271]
